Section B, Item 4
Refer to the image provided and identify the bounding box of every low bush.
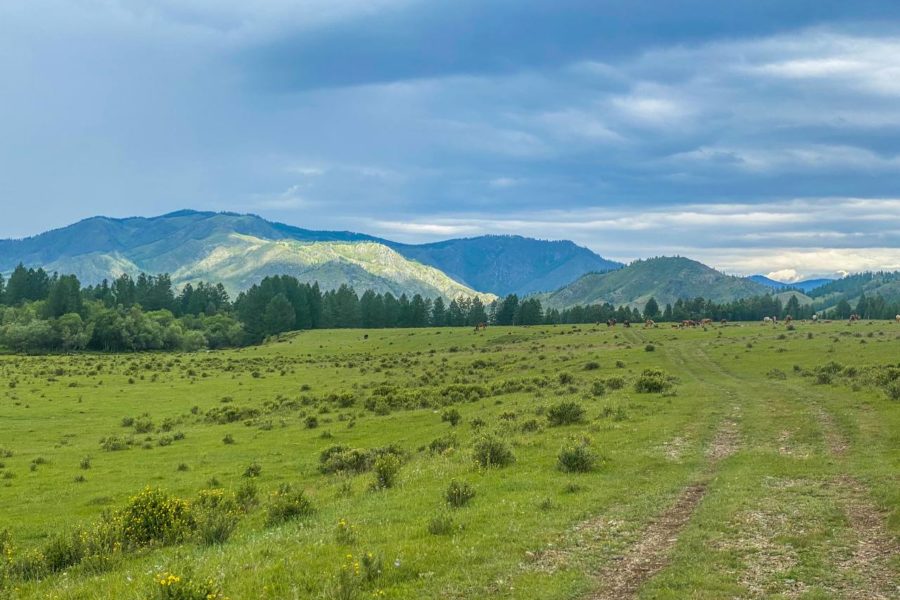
[193,489,241,545]
[445,480,476,508]
[152,570,228,600]
[557,437,598,473]
[441,408,461,426]
[371,454,401,489]
[427,513,455,536]
[605,376,626,390]
[547,401,586,426]
[428,434,457,454]
[266,484,314,526]
[472,434,515,468]
[634,369,674,393]
[119,487,194,547]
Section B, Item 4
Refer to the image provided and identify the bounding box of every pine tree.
[264,293,296,335]
[431,297,447,326]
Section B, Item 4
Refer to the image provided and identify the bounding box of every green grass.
[0,322,897,599]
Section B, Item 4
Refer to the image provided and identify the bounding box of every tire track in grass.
[830,475,900,599]
[681,346,898,599]
[584,419,739,600]
[583,336,741,600]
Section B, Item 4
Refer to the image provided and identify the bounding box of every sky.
[2,1,900,280]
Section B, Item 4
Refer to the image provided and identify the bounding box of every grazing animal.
[763,317,772,325]
[701,318,712,326]
[784,315,793,324]
[895,314,900,323]
[623,320,631,328]
[720,319,728,325]
[607,319,617,328]
[849,314,861,323]
[812,314,819,322]
[644,319,655,328]
[473,322,487,333]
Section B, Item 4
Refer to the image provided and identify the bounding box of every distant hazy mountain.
[748,275,834,293]
[540,256,770,309]
[388,235,622,296]
[0,210,617,299]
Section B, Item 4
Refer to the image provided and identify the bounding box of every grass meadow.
[0,321,898,599]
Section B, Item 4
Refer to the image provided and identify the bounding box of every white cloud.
[766,269,802,282]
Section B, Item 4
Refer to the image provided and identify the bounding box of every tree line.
[1,263,898,353]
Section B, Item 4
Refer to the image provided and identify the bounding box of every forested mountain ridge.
[539,256,770,309]
[0,211,618,298]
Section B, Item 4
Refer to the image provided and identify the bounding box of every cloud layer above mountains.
[2,1,900,277]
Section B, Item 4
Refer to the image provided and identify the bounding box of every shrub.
[304,416,318,429]
[235,480,259,511]
[100,436,129,452]
[441,408,461,427]
[605,376,626,390]
[222,434,235,445]
[547,401,586,426]
[591,381,607,397]
[119,487,194,547]
[320,447,371,474]
[445,480,476,508]
[634,369,673,393]
[520,418,541,433]
[243,462,262,478]
[427,513,455,536]
[266,484,314,526]
[193,489,241,545]
[371,454,402,490]
[557,437,598,473]
[583,361,600,371]
[472,434,515,468]
[80,456,92,470]
[558,372,574,385]
[767,368,787,380]
[42,530,85,573]
[152,570,227,600]
[644,344,655,352]
[133,416,155,434]
[428,434,457,454]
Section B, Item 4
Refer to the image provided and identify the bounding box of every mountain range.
[0,210,618,301]
[4,210,895,312]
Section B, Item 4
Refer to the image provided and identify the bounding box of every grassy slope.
[167,234,497,301]
[0,321,897,599]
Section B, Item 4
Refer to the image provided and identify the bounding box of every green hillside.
[540,256,769,309]
[169,235,496,302]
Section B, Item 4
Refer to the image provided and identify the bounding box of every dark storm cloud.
[244,0,900,90]
[2,0,900,277]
